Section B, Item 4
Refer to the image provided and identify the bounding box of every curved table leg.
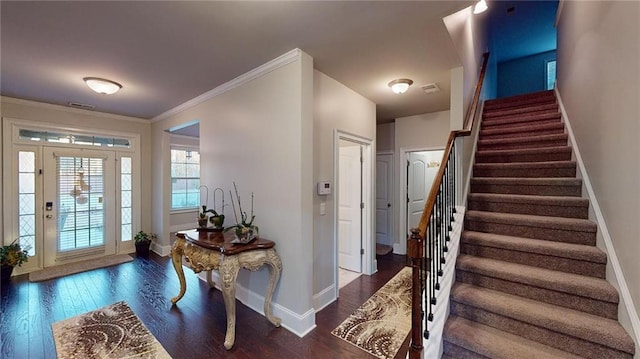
[219,255,240,350]
[170,239,187,304]
[264,248,282,327]
[206,270,215,289]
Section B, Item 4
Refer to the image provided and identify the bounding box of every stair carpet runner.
[442,90,636,358]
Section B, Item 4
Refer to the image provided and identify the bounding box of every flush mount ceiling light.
[388,78,414,94]
[474,0,488,14]
[83,77,122,95]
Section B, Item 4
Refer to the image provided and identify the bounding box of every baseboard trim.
[556,88,640,351]
[151,243,171,257]
[313,284,336,312]
[199,271,317,338]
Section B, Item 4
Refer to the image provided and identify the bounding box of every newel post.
[408,227,424,358]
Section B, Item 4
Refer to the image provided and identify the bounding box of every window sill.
[170,208,198,215]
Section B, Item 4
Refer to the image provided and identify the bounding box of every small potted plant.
[134,231,153,257]
[0,239,29,283]
[225,182,258,244]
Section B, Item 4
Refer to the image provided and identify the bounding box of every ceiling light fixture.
[83,77,122,95]
[474,0,488,14]
[388,78,413,94]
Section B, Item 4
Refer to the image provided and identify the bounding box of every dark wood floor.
[0,252,409,358]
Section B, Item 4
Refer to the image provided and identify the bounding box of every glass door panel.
[43,148,115,267]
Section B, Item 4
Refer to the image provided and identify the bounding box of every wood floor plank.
[0,252,408,358]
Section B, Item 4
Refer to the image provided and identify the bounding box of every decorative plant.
[134,231,152,245]
[224,182,258,238]
[0,239,29,267]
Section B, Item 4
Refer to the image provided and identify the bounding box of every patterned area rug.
[30,254,133,282]
[332,266,412,359]
[52,301,171,359]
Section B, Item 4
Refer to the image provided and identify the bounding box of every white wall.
[313,70,376,309]
[556,0,640,344]
[152,50,315,335]
[376,122,395,153]
[393,110,451,253]
[0,97,153,239]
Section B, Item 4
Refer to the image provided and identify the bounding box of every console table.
[170,229,282,349]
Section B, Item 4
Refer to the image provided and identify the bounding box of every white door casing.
[338,141,362,273]
[376,153,393,246]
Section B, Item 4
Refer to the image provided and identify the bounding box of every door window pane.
[121,157,133,241]
[18,151,36,256]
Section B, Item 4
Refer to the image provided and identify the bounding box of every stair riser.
[470,183,582,197]
[482,118,561,132]
[478,138,568,151]
[455,270,616,319]
[482,113,560,128]
[464,219,596,245]
[443,341,491,359]
[450,302,633,359]
[484,104,559,119]
[460,243,605,278]
[485,90,555,106]
[480,128,564,140]
[473,166,576,178]
[476,150,572,164]
[467,199,588,219]
[485,93,556,110]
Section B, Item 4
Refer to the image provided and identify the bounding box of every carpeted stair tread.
[462,230,606,264]
[450,283,636,355]
[480,122,564,137]
[444,315,583,359]
[477,133,568,151]
[475,146,572,163]
[467,192,588,218]
[484,90,555,109]
[473,161,577,178]
[465,210,596,233]
[471,177,582,197]
[484,103,558,119]
[456,254,617,303]
[482,111,561,128]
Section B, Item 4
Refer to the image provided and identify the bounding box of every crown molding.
[151,48,302,123]
[0,96,149,124]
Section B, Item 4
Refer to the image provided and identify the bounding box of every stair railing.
[408,52,489,358]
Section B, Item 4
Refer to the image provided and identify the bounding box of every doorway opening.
[403,148,444,249]
[334,131,373,297]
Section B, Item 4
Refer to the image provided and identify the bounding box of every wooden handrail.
[416,52,489,238]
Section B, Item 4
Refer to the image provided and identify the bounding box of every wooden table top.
[176,229,275,255]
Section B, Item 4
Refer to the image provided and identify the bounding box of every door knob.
[387,203,391,208]
[46,214,53,219]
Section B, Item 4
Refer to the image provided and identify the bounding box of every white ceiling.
[1,1,474,123]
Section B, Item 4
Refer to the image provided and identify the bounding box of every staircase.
[442,90,636,358]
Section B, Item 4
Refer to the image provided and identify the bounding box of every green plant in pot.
[0,239,29,283]
[134,231,153,257]
[224,182,258,244]
[198,205,210,228]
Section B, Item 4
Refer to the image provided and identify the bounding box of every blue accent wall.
[497,50,556,98]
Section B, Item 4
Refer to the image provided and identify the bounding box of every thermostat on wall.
[317,181,332,195]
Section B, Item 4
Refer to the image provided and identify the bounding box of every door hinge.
[360,202,364,209]
[360,248,365,255]
[39,169,43,175]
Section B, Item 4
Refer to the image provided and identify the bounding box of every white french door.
[42,148,116,267]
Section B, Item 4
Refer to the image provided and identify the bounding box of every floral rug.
[331,266,413,359]
[52,301,171,359]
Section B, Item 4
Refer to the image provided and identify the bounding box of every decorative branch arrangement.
[225,182,258,243]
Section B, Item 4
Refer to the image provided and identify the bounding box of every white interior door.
[338,141,362,272]
[376,154,393,246]
[407,151,443,233]
[43,148,116,267]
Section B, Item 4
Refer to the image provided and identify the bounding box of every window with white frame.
[171,148,200,210]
